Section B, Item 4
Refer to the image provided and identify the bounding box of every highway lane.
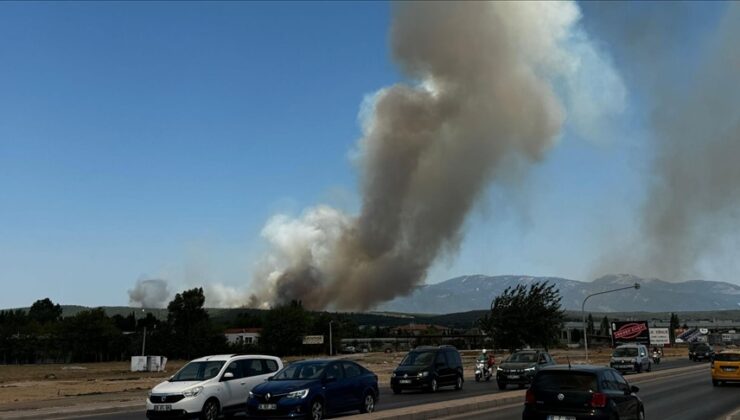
[63,358,697,420]
[451,361,736,420]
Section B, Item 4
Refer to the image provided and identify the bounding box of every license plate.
[258,403,277,410]
[547,416,576,420]
[154,405,171,411]
[723,367,737,372]
[400,379,412,384]
[509,375,519,379]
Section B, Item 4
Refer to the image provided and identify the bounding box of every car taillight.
[525,388,536,404]
[590,392,607,408]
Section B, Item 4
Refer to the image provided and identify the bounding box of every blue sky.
[0,2,732,309]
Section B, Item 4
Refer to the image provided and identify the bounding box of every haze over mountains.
[375,274,740,314]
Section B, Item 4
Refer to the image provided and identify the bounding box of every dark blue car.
[246,359,379,420]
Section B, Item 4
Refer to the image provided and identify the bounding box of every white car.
[146,354,283,420]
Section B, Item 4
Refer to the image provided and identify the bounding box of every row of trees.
[0,290,365,364]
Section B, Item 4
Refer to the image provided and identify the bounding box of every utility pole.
[329,320,334,356]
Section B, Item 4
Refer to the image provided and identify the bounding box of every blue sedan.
[246,359,379,420]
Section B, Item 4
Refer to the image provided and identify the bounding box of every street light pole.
[582,283,640,363]
[329,320,334,356]
[141,309,147,356]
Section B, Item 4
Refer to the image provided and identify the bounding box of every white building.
[224,328,261,345]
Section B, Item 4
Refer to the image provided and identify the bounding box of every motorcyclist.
[478,349,495,368]
[652,346,661,363]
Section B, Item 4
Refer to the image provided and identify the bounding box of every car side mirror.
[222,372,234,381]
[630,385,640,394]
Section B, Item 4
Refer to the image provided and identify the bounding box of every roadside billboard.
[649,328,670,346]
[611,321,650,346]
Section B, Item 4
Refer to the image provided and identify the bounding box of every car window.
[240,359,266,377]
[446,350,461,367]
[223,361,243,380]
[715,353,740,362]
[343,362,362,378]
[613,347,638,357]
[170,361,225,382]
[610,369,630,392]
[264,359,279,373]
[507,352,537,363]
[272,362,327,380]
[400,351,435,366]
[325,363,344,380]
[533,371,597,392]
[435,351,447,366]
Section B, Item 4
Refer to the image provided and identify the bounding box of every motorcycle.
[475,360,492,382]
[652,350,661,365]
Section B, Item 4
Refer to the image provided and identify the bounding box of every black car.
[246,359,379,420]
[689,343,714,361]
[523,365,644,420]
[390,345,464,393]
[497,350,555,390]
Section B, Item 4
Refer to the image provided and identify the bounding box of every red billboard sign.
[611,321,650,345]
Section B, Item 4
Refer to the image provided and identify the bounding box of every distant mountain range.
[375,274,740,314]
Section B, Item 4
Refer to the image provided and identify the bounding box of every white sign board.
[649,328,670,345]
[302,335,325,345]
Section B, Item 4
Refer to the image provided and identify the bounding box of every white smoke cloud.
[128,278,171,308]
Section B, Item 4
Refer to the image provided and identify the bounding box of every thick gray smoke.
[585,3,740,281]
[249,1,622,310]
[128,278,171,308]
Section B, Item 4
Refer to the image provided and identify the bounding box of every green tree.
[261,301,310,356]
[478,281,564,351]
[600,316,610,336]
[587,313,595,336]
[669,313,680,344]
[166,288,226,359]
[28,298,62,325]
[61,308,120,362]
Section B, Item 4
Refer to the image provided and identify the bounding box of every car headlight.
[248,391,254,400]
[497,367,503,371]
[183,386,203,398]
[631,358,637,363]
[391,372,396,378]
[286,389,310,399]
[524,367,536,372]
[417,371,429,378]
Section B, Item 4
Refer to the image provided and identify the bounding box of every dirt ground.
[0,346,689,412]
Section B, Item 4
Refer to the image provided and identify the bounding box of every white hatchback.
[146,354,283,420]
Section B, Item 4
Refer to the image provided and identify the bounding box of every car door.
[239,358,273,398]
[220,360,245,410]
[322,362,350,414]
[609,369,639,419]
[435,350,452,385]
[341,362,364,409]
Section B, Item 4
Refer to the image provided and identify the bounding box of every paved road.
[449,360,738,420]
[67,359,697,420]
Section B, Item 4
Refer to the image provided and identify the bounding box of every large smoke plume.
[586,3,740,281]
[249,1,621,310]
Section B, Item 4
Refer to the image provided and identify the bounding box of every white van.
[146,354,283,420]
[609,344,651,374]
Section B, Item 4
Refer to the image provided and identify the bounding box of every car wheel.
[310,399,324,420]
[636,363,642,374]
[455,375,463,390]
[429,378,438,392]
[497,381,506,390]
[392,386,401,394]
[360,392,376,413]
[200,399,219,420]
[646,362,651,372]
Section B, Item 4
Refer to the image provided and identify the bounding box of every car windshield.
[533,371,597,392]
[714,353,740,362]
[695,345,710,351]
[272,362,328,380]
[613,348,638,357]
[400,351,435,367]
[506,352,537,363]
[170,361,225,382]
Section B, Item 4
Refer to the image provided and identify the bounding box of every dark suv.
[689,342,714,361]
[496,350,555,390]
[523,365,644,420]
[390,345,463,394]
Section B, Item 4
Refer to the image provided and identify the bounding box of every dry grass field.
[0,346,689,412]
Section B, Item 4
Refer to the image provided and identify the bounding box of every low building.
[224,328,261,345]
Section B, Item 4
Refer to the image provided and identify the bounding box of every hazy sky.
[1,1,736,309]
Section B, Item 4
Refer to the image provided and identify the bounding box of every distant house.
[224,328,262,345]
[390,323,452,336]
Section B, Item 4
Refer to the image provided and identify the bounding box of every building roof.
[224,328,262,334]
